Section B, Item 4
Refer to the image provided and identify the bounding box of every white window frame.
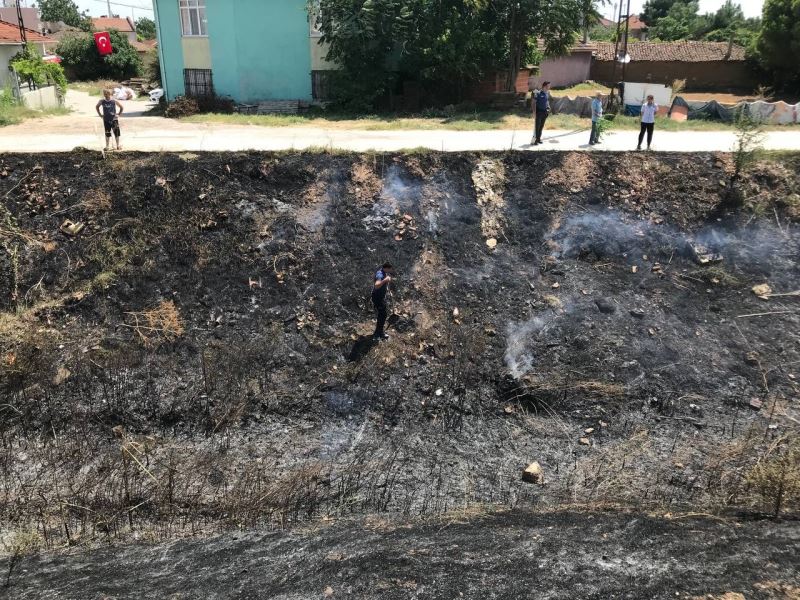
[179,0,207,37]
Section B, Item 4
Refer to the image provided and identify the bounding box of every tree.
[640,0,681,25]
[486,0,582,92]
[754,0,800,91]
[314,0,423,110]
[37,0,91,31]
[708,0,744,30]
[11,45,68,94]
[650,1,701,41]
[314,0,582,107]
[578,0,609,43]
[57,29,142,81]
[136,17,157,41]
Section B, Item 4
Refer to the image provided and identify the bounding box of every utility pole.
[16,0,27,48]
[108,0,113,17]
[608,0,631,111]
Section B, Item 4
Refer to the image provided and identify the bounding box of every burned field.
[1,151,799,597]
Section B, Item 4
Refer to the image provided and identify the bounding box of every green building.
[153,0,333,103]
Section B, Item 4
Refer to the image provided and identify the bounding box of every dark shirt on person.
[535,90,550,113]
[371,268,389,304]
[100,99,117,122]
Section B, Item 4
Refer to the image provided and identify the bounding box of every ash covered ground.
[1,151,799,598]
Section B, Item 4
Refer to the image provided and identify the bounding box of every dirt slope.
[6,511,800,600]
[1,151,799,594]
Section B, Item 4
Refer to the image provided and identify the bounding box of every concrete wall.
[590,60,758,91]
[534,53,593,89]
[155,0,312,102]
[207,0,312,102]
[0,8,39,29]
[0,45,20,88]
[21,85,60,110]
[154,0,186,98]
[310,35,335,71]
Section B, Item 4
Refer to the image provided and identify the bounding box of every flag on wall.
[94,32,113,56]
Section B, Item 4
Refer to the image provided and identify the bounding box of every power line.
[86,0,153,13]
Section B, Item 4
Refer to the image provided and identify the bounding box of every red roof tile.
[92,17,135,32]
[627,15,646,30]
[598,15,648,30]
[0,19,50,44]
[594,41,746,62]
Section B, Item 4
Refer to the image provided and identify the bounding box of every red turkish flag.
[94,32,113,56]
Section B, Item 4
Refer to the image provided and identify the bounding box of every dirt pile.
[0,151,799,560]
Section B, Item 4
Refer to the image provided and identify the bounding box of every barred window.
[184,68,213,97]
[180,0,207,37]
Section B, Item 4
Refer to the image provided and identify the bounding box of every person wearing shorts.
[96,88,124,150]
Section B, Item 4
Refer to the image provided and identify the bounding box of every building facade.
[153,0,327,103]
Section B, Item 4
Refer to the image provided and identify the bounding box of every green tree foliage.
[10,46,68,94]
[135,17,157,40]
[754,0,800,91]
[490,0,581,92]
[650,1,701,40]
[37,0,91,31]
[644,0,760,44]
[579,0,608,42]
[314,0,581,109]
[56,30,142,81]
[640,0,680,25]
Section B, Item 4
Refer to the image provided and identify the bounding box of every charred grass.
[0,151,799,557]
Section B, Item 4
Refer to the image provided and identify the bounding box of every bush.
[147,53,162,86]
[57,30,142,81]
[11,48,68,95]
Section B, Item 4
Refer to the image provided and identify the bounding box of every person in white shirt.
[637,95,658,150]
[589,91,603,145]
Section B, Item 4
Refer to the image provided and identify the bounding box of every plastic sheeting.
[669,96,800,124]
[550,95,598,118]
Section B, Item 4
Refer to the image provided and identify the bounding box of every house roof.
[594,41,746,62]
[92,17,135,33]
[44,27,85,42]
[131,39,156,52]
[627,15,646,30]
[598,15,647,30]
[537,40,597,53]
[0,19,50,44]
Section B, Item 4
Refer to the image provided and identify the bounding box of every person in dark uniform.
[371,262,394,341]
[95,88,124,151]
[532,81,551,146]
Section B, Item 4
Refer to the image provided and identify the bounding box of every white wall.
[0,45,22,89]
[21,85,60,110]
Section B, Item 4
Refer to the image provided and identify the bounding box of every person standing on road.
[637,95,658,151]
[532,81,551,146]
[371,262,394,341]
[96,88,124,151]
[589,91,603,145]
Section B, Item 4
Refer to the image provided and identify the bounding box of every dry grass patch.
[124,300,185,347]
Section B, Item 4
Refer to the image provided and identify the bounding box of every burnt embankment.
[1,151,799,577]
[8,510,800,600]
